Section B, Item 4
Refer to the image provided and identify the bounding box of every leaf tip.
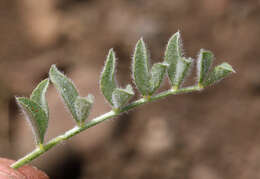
[49,64,57,72]
[136,37,146,49]
[15,96,23,104]
[108,48,115,57]
[220,62,236,73]
[87,94,95,103]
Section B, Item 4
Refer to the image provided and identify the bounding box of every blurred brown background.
[0,0,259,178]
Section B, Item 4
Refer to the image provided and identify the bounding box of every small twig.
[11,85,200,169]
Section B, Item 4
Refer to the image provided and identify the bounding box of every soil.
[0,0,260,178]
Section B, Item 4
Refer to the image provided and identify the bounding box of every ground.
[0,0,260,178]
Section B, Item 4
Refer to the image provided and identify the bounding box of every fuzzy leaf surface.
[100,49,117,105]
[74,95,94,124]
[16,97,48,145]
[149,63,167,95]
[164,32,183,86]
[197,49,214,84]
[112,85,134,109]
[30,78,49,117]
[164,31,182,65]
[133,39,151,96]
[170,57,193,89]
[203,62,235,86]
[49,65,79,121]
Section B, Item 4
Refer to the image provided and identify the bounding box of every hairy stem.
[11,85,201,169]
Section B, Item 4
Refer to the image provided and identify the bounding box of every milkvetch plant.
[11,32,235,169]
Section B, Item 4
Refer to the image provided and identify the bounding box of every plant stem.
[11,85,201,169]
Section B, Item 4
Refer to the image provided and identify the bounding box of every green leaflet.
[197,49,214,85]
[164,32,181,85]
[203,62,235,86]
[164,31,182,66]
[164,32,192,89]
[112,85,134,109]
[49,65,79,121]
[132,39,167,96]
[174,57,193,89]
[49,65,94,126]
[74,95,94,124]
[101,49,134,108]
[16,97,48,145]
[16,79,50,145]
[166,56,193,89]
[149,63,167,95]
[30,79,50,117]
[133,39,151,96]
[100,49,117,105]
